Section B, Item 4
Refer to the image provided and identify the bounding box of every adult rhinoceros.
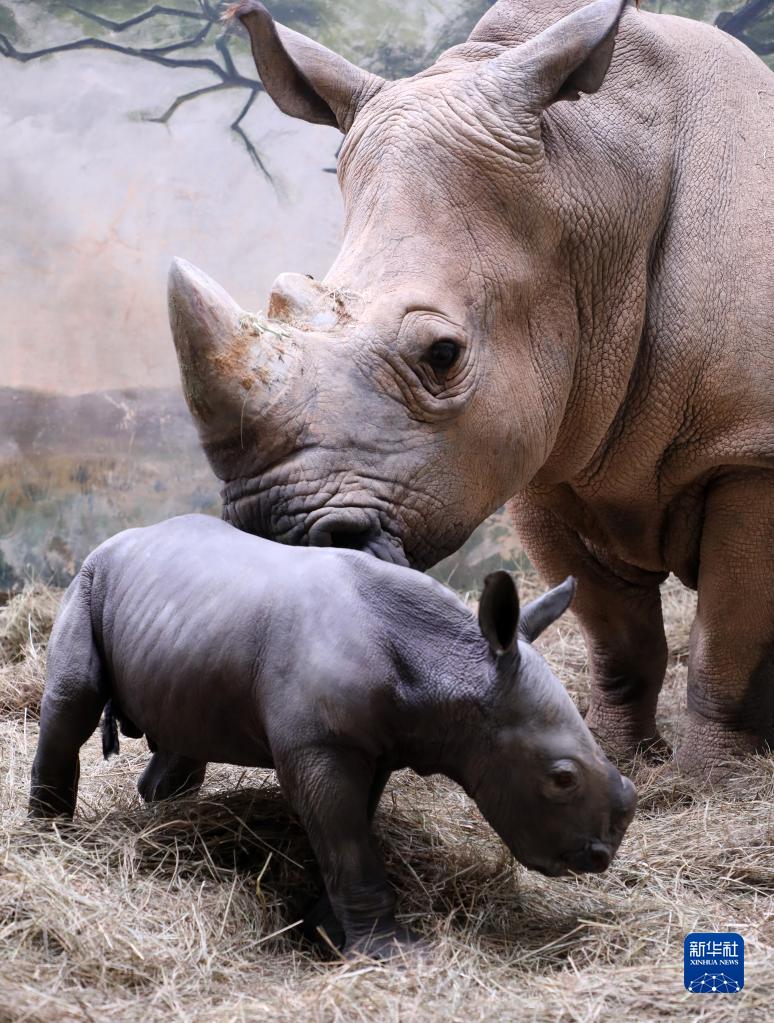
[167,0,774,773]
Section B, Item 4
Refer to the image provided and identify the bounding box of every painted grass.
[0,576,771,1022]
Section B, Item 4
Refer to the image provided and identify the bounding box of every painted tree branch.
[60,2,213,32]
[0,3,271,179]
[231,88,272,178]
[147,81,232,124]
[716,0,774,56]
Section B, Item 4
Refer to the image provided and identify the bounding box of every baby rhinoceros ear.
[518,577,577,644]
[478,571,520,656]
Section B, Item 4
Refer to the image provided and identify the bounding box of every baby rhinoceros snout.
[618,774,638,821]
[612,773,638,835]
[602,771,638,860]
[564,841,613,874]
[569,770,637,875]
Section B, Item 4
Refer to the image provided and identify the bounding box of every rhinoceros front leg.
[301,764,392,951]
[679,473,774,773]
[276,746,418,959]
[511,498,669,760]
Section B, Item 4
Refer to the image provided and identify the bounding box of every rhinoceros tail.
[101,699,120,759]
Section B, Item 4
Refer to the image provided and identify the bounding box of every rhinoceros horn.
[168,258,302,470]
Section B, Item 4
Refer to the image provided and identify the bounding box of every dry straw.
[0,584,58,717]
[0,577,771,1022]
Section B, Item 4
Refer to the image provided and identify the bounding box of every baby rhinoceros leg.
[29,579,106,819]
[301,764,392,953]
[277,747,421,960]
[137,751,208,803]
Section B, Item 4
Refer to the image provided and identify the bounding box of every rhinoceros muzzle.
[526,762,637,877]
[307,507,409,565]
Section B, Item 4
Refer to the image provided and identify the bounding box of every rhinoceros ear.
[484,0,628,112]
[518,577,577,644]
[225,2,385,132]
[478,571,520,656]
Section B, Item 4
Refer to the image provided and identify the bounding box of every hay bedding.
[0,578,771,1023]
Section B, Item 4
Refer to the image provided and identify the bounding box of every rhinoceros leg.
[276,747,418,959]
[301,765,391,952]
[511,498,669,760]
[29,579,106,818]
[678,474,774,773]
[137,751,208,803]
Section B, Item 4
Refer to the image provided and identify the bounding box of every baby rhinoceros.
[30,514,636,958]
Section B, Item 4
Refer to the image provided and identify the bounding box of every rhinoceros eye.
[548,760,579,793]
[553,770,576,789]
[426,339,460,371]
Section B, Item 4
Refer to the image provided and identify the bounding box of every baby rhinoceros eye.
[548,760,580,793]
[426,339,460,371]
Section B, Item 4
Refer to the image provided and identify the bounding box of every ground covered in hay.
[0,577,771,1022]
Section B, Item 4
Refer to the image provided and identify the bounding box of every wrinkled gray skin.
[30,515,635,958]
[171,0,774,774]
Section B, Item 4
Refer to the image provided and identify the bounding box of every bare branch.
[60,3,211,31]
[215,33,239,80]
[231,88,274,183]
[139,21,215,57]
[716,0,774,56]
[145,82,231,123]
[717,0,772,36]
[0,32,229,78]
[0,4,275,180]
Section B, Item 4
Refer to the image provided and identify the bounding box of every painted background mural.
[1,0,770,591]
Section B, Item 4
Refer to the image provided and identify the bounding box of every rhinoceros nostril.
[328,528,375,551]
[585,843,612,873]
[565,842,612,874]
[308,511,378,551]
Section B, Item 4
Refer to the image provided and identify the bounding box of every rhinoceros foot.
[301,892,345,953]
[585,703,668,765]
[301,895,425,961]
[632,733,673,764]
[676,715,764,778]
[344,924,427,963]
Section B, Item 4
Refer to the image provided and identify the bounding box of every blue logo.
[684,933,744,993]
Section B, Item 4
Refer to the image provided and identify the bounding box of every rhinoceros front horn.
[168,258,248,438]
[168,257,306,475]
